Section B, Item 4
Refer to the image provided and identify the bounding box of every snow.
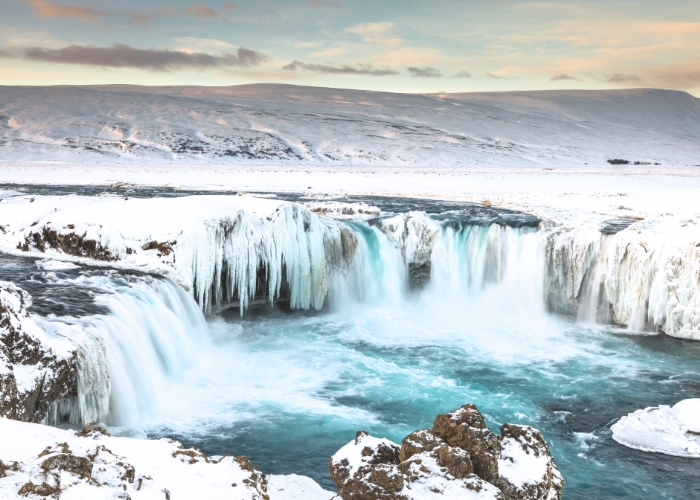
[0,85,699,166]
[36,259,79,270]
[267,474,334,500]
[498,430,550,488]
[330,433,400,477]
[0,417,334,500]
[611,399,700,458]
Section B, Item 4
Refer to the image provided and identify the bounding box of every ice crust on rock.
[328,404,563,500]
[611,399,700,458]
[544,218,700,338]
[0,281,77,423]
[0,417,334,499]
[381,212,441,266]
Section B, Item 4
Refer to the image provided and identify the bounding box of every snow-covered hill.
[1,85,699,166]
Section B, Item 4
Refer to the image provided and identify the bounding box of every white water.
[42,218,544,430]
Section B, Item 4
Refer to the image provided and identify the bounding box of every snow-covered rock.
[380,213,441,266]
[0,282,76,423]
[0,418,334,499]
[611,399,700,458]
[328,404,563,500]
[306,202,381,220]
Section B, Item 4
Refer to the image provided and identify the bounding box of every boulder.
[0,281,77,422]
[329,405,563,500]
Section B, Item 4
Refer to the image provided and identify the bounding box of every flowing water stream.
[1,188,699,499]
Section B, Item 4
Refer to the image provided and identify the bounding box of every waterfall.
[50,212,697,432]
[43,276,208,429]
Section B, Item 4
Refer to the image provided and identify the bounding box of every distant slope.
[1,84,699,166]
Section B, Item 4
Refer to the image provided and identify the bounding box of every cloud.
[485,72,505,79]
[551,73,578,81]
[128,7,178,28]
[183,4,219,18]
[452,71,471,78]
[408,66,442,78]
[346,22,401,45]
[26,0,107,24]
[606,73,641,83]
[282,60,398,76]
[648,60,700,88]
[306,0,341,9]
[220,3,236,14]
[17,44,268,71]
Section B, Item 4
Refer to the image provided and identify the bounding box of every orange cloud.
[346,23,402,45]
[183,4,219,18]
[26,0,107,24]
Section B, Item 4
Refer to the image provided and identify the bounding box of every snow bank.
[0,418,334,499]
[611,399,700,458]
[544,218,700,337]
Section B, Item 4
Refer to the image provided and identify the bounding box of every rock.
[496,424,563,500]
[432,404,501,483]
[0,281,77,422]
[329,405,563,500]
[328,430,402,500]
[399,429,442,462]
[41,453,93,479]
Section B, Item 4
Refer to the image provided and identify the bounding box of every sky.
[1,0,699,94]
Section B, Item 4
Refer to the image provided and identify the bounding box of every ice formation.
[544,218,700,338]
[0,195,354,314]
[611,399,700,458]
[0,418,334,499]
[1,191,699,338]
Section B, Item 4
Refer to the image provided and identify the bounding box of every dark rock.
[399,429,442,462]
[17,481,59,497]
[0,282,77,422]
[607,159,630,165]
[432,404,501,483]
[41,453,93,479]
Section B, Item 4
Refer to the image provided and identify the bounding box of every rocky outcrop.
[329,404,563,500]
[0,281,77,422]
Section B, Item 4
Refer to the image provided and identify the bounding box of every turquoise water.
[139,223,700,498]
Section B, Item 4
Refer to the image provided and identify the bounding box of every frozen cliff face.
[0,418,334,500]
[1,195,356,314]
[611,399,700,458]
[0,282,76,422]
[543,218,700,338]
[328,404,563,500]
[306,201,382,220]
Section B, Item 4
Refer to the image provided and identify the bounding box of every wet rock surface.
[329,404,563,500]
[0,281,76,422]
